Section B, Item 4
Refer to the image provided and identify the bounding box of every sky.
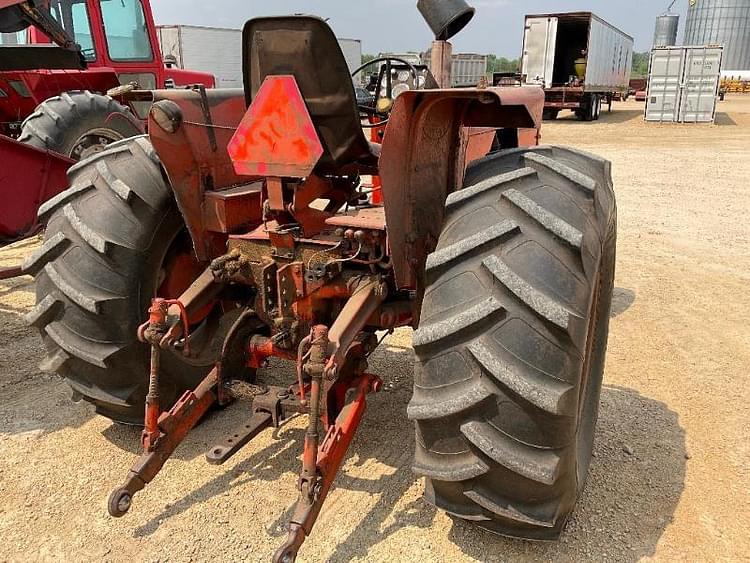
[150,0,690,57]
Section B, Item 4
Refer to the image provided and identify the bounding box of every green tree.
[361,53,376,66]
[631,52,650,78]
[486,54,520,75]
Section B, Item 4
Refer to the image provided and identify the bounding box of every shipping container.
[450,53,487,86]
[645,45,724,123]
[157,26,362,87]
[520,12,633,120]
[421,50,487,86]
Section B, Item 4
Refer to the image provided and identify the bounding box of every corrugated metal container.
[157,25,243,88]
[521,12,633,92]
[421,50,487,86]
[645,45,724,123]
[684,0,750,72]
[653,13,680,47]
[451,53,487,86]
[338,38,362,76]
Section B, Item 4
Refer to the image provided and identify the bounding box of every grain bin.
[654,13,680,46]
[684,0,750,72]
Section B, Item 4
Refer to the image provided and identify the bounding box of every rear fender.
[143,87,248,261]
[165,68,216,88]
[379,86,544,290]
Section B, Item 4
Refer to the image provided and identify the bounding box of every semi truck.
[520,12,633,120]
[157,25,362,87]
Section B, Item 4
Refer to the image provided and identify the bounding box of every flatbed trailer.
[520,11,633,120]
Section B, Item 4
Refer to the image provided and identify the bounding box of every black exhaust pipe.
[417,0,475,41]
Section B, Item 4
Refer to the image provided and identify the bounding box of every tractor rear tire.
[23,136,211,423]
[18,90,142,161]
[409,145,616,539]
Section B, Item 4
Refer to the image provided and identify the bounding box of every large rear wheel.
[19,90,142,161]
[23,136,216,423]
[409,145,616,538]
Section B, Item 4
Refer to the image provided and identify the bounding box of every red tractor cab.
[0,0,214,137]
[0,0,215,254]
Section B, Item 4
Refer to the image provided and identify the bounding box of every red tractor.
[0,0,213,252]
[23,4,617,561]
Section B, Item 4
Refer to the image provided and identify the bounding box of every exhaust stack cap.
[417,0,475,41]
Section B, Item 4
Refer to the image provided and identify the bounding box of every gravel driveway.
[1,97,748,562]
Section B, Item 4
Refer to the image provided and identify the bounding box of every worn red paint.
[228,76,323,178]
[0,135,73,243]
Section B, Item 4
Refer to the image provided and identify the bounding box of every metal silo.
[684,0,750,71]
[654,13,680,46]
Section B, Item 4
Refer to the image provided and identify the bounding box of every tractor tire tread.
[410,145,617,539]
[25,136,199,423]
[18,90,141,158]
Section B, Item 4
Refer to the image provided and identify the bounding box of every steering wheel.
[351,56,419,124]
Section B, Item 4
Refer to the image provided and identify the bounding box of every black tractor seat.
[242,16,377,175]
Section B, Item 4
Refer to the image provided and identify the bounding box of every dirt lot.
[1,96,749,563]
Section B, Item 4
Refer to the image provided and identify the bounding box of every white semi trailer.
[520,12,633,121]
[156,25,362,88]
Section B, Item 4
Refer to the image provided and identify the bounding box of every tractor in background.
[0,0,213,263]
[23,1,617,560]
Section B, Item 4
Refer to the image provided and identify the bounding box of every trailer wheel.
[23,136,219,423]
[593,96,602,121]
[409,146,616,539]
[575,94,596,122]
[18,90,142,160]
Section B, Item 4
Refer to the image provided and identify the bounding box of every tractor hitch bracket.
[273,373,382,563]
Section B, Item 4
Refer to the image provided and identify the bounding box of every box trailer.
[521,12,633,121]
[157,26,362,88]
[338,38,363,78]
[157,25,244,89]
[645,46,723,123]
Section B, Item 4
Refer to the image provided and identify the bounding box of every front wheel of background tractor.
[18,90,142,161]
[409,145,616,538]
[23,136,216,423]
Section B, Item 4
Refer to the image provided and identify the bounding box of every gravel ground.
[1,96,749,562]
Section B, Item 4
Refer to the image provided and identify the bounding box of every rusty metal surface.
[107,368,219,517]
[324,207,386,231]
[202,183,263,234]
[325,276,386,378]
[228,76,324,178]
[274,373,382,562]
[147,88,251,261]
[464,127,497,166]
[0,265,23,280]
[205,411,273,465]
[378,86,544,290]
